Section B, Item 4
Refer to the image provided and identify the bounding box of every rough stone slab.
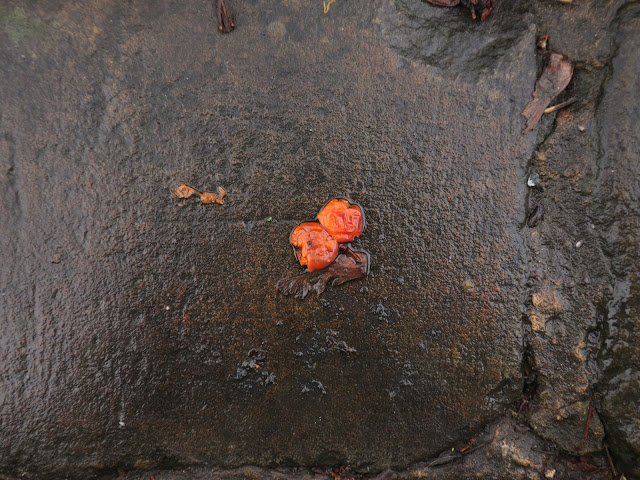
[1,0,537,477]
[592,5,640,477]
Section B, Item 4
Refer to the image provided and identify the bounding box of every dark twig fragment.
[522,53,574,133]
[216,0,235,33]
[604,444,618,477]
[580,404,594,450]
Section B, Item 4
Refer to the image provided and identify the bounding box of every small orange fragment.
[174,183,198,198]
[200,186,226,205]
[317,198,363,243]
[290,222,339,272]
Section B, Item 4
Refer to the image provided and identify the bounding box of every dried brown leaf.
[277,249,369,299]
[522,53,574,133]
[174,183,198,199]
[200,186,226,205]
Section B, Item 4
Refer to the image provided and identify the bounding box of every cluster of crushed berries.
[290,199,364,272]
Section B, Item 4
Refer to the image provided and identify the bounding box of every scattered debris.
[247,348,266,364]
[575,239,584,248]
[199,186,226,204]
[326,333,357,353]
[424,0,495,21]
[216,0,234,33]
[527,205,544,228]
[537,34,549,50]
[173,184,225,205]
[544,469,556,479]
[323,0,336,14]
[277,248,369,298]
[51,253,62,264]
[428,437,492,467]
[174,183,198,198]
[266,216,273,222]
[522,53,574,133]
[527,173,541,187]
[562,163,581,178]
[312,379,328,395]
[460,438,476,453]
[517,397,530,413]
[235,350,276,386]
[566,455,609,475]
[604,444,626,479]
[544,96,578,114]
[578,125,586,132]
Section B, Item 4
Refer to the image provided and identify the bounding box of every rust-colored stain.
[278,198,369,297]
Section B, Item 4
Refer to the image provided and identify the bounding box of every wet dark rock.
[591,5,640,477]
[0,0,638,478]
[520,1,640,475]
[96,417,614,480]
[380,0,535,86]
[529,401,604,454]
[0,0,532,476]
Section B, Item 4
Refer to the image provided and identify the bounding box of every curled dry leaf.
[522,53,574,133]
[174,183,198,199]
[174,184,225,205]
[277,249,369,299]
[199,186,226,205]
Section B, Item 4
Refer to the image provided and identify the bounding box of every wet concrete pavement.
[0,0,638,478]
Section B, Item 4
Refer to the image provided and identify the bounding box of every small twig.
[604,444,618,477]
[323,0,336,13]
[216,0,235,33]
[544,96,578,114]
[580,404,594,450]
